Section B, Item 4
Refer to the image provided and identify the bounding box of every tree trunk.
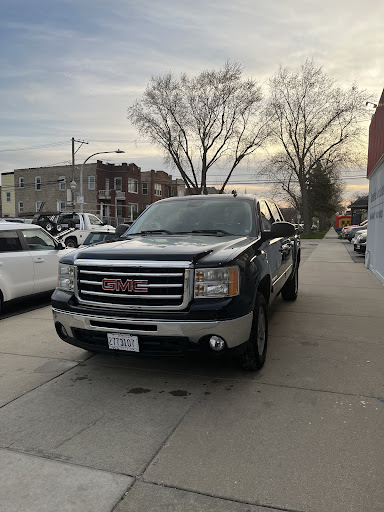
[300,182,311,234]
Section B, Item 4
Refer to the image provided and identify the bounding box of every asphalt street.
[1,234,383,512]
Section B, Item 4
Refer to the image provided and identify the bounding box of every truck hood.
[64,234,258,265]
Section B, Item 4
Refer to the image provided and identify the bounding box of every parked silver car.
[353,230,367,253]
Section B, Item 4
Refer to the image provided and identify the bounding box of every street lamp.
[79,149,125,213]
[69,180,77,209]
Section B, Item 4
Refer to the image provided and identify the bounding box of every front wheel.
[281,265,299,301]
[65,237,78,248]
[240,292,268,371]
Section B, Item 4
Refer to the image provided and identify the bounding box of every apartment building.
[0,172,16,217]
[13,164,98,215]
[10,162,182,223]
[141,170,173,209]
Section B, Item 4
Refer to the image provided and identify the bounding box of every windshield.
[83,232,117,245]
[129,199,255,236]
[88,214,104,226]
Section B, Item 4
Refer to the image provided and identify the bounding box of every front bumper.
[52,308,253,354]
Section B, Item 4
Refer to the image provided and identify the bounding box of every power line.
[0,141,69,153]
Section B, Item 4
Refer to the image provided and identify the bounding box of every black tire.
[65,237,78,248]
[281,264,299,301]
[240,292,268,371]
[55,224,62,233]
[44,222,53,232]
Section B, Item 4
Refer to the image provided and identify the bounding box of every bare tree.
[265,60,369,233]
[128,62,270,194]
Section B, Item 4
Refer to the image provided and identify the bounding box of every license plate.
[356,244,360,249]
[107,333,139,352]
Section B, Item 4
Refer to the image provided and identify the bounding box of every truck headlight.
[58,264,75,291]
[194,266,239,298]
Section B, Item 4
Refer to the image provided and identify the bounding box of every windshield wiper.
[190,229,230,236]
[134,230,174,235]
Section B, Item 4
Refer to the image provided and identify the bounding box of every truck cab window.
[259,201,273,231]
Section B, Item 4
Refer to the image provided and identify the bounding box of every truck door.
[259,200,286,294]
[267,201,294,278]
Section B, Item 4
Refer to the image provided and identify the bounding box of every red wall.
[367,89,384,177]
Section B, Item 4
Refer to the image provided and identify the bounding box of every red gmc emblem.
[102,279,149,293]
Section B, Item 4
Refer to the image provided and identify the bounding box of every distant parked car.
[1,217,32,224]
[0,222,70,314]
[353,230,367,253]
[78,223,133,248]
[346,226,366,242]
[341,219,367,240]
[79,231,119,248]
[293,223,304,234]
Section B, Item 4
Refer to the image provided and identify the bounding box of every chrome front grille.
[75,259,192,310]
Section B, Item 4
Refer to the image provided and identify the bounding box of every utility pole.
[70,137,88,209]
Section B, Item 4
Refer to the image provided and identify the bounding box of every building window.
[58,176,66,190]
[154,183,162,197]
[114,177,122,191]
[142,182,148,195]
[35,202,42,212]
[18,201,24,213]
[165,185,171,198]
[57,201,66,212]
[35,176,41,191]
[19,177,24,188]
[128,178,138,193]
[88,176,95,190]
[6,192,11,202]
[127,203,138,219]
[116,204,123,217]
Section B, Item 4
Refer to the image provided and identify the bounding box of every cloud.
[0,0,382,180]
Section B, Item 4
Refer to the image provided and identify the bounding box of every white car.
[0,222,71,314]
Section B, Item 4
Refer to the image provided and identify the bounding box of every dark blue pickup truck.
[52,194,300,370]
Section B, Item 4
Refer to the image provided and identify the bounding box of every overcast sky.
[1,0,383,201]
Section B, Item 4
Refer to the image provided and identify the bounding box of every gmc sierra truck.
[52,194,300,370]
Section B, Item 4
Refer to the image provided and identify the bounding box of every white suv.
[0,222,71,314]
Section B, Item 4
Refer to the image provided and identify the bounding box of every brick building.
[366,89,384,284]
[1,172,16,217]
[13,164,97,216]
[9,162,181,223]
[141,170,173,209]
[96,161,142,221]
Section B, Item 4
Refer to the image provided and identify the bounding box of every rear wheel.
[240,292,268,371]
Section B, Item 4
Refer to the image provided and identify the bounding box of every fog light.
[208,336,225,352]
[55,323,69,340]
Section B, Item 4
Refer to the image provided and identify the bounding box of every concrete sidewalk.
[1,230,384,512]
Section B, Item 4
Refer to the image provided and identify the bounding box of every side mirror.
[262,221,295,240]
[57,241,66,250]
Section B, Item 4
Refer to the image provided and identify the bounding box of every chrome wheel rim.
[257,307,266,355]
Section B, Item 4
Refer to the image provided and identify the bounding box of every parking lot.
[1,234,384,512]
